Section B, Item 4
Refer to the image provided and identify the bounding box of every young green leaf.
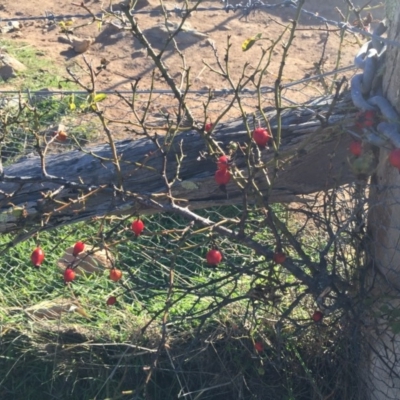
[93,93,107,103]
[242,33,262,51]
[68,94,76,111]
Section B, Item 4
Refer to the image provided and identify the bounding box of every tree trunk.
[0,94,356,234]
[364,2,400,398]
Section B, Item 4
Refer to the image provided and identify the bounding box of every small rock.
[58,35,93,53]
[57,36,71,44]
[110,32,126,41]
[7,21,19,30]
[0,53,26,81]
[72,37,93,53]
[58,247,114,276]
[47,23,57,32]
[0,95,19,109]
[1,21,20,34]
[144,22,208,47]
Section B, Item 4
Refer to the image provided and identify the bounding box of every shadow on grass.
[0,319,365,400]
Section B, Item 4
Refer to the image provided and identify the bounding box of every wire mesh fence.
[0,0,398,399]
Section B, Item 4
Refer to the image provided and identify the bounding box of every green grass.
[0,40,77,91]
[0,40,104,165]
[0,204,365,400]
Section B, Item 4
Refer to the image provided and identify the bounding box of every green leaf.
[68,94,76,111]
[242,33,262,52]
[92,93,107,103]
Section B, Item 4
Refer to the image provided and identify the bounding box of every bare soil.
[0,0,385,124]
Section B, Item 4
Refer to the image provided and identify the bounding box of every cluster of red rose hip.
[349,110,400,169]
[210,123,324,324]
[206,246,324,328]
[29,124,326,320]
[30,218,145,306]
[213,126,271,187]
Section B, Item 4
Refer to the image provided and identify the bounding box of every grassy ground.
[0,206,364,400]
[0,39,77,91]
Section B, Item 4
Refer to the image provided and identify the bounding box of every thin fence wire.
[0,64,356,96]
[0,0,391,50]
[0,1,396,399]
[0,66,353,164]
[0,0,383,111]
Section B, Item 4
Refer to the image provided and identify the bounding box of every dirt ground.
[0,0,386,124]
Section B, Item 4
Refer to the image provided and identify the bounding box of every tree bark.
[0,94,356,234]
[364,2,400,399]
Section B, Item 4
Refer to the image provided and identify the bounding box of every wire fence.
[0,1,398,399]
[0,65,354,164]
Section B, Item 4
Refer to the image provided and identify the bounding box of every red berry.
[254,341,264,352]
[73,241,85,257]
[107,296,117,306]
[31,247,45,268]
[205,123,213,133]
[273,252,286,264]
[349,141,362,157]
[109,268,123,282]
[217,155,229,171]
[131,219,145,236]
[215,169,231,185]
[52,130,68,142]
[389,149,400,170]
[312,310,324,323]
[206,249,223,265]
[252,127,271,147]
[355,110,376,129]
[64,268,76,283]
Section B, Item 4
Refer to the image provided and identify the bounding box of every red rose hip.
[215,169,231,185]
[73,241,85,257]
[252,127,271,147]
[107,296,117,306]
[389,149,400,170]
[64,268,76,283]
[254,341,264,352]
[349,141,362,157]
[31,247,45,268]
[312,310,324,323]
[273,252,286,264]
[131,219,145,236]
[355,110,376,129]
[206,249,223,265]
[109,268,123,282]
[217,155,229,171]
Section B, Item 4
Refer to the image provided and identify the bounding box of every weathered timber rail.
[0,92,357,234]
